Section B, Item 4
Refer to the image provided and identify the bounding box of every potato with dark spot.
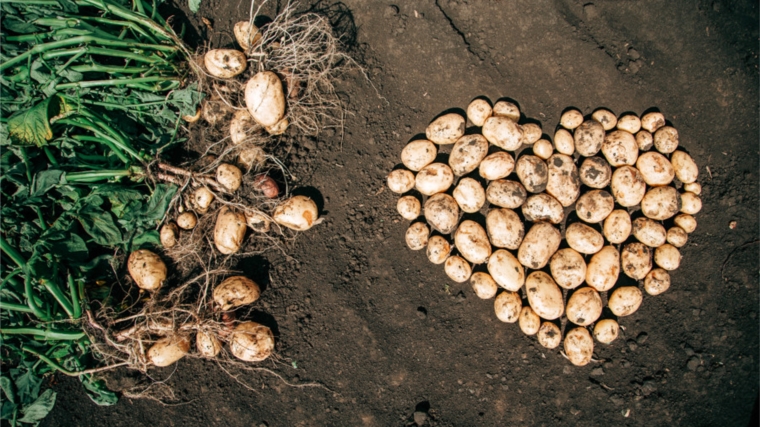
[467,99,492,127]
[427,236,451,264]
[611,166,647,207]
[654,126,679,153]
[592,108,617,131]
[575,190,614,223]
[632,217,667,247]
[566,287,603,326]
[492,101,520,121]
[494,291,522,323]
[621,242,652,280]
[486,179,527,209]
[545,154,580,206]
[550,248,587,290]
[521,193,564,224]
[537,322,562,349]
[603,210,632,244]
[449,134,489,176]
[444,255,471,283]
[565,223,604,255]
[213,276,261,310]
[641,112,665,133]
[518,223,561,270]
[454,220,491,264]
[579,157,612,189]
[519,306,541,335]
[426,113,465,145]
[573,120,605,156]
[470,272,498,299]
[525,271,564,320]
[486,208,524,249]
[602,130,638,166]
[636,130,654,151]
[516,154,549,193]
[483,116,524,151]
[405,222,429,250]
[424,193,459,234]
[641,186,680,220]
[594,319,619,344]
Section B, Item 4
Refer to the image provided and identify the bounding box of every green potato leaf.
[189,0,201,13]
[17,388,56,423]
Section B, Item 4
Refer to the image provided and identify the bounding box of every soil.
[42,1,758,426]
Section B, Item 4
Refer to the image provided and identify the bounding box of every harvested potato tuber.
[196,329,223,358]
[387,169,415,194]
[192,187,215,214]
[653,126,679,153]
[214,207,247,254]
[238,146,266,171]
[579,157,612,189]
[470,272,498,299]
[453,178,486,213]
[573,120,605,156]
[245,71,286,127]
[487,249,525,292]
[533,139,554,159]
[449,135,489,176]
[482,116,523,150]
[644,268,671,295]
[467,99,492,127]
[444,255,472,283]
[415,163,454,196]
[519,306,541,336]
[592,108,617,130]
[537,322,562,349]
[128,249,167,291]
[234,21,262,51]
[593,319,619,344]
[666,226,688,248]
[148,335,190,367]
[654,243,681,270]
[640,112,665,133]
[176,212,198,230]
[636,152,675,186]
[230,321,275,362]
[518,223,561,270]
[265,117,289,135]
[671,151,699,183]
[680,192,702,215]
[486,208,524,250]
[608,286,643,317]
[516,154,549,194]
[566,287,602,326]
[273,196,319,231]
[397,195,421,220]
[426,113,465,145]
[478,151,515,180]
[636,130,654,151]
[204,49,247,78]
[674,214,697,233]
[564,327,594,366]
[621,242,652,280]
[553,129,575,155]
[545,154,580,206]
[603,209,632,244]
[454,220,491,264]
[406,222,429,251]
[560,109,583,129]
[616,114,641,134]
[610,166,647,207]
[424,194,459,234]
[216,163,243,192]
[492,101,520,121]
[550,248,587,290]
[253,175,279,199]
[160,223,179,249]
[486,179,527,209]
[521,193,564,224]
[521,123,542,145]
[230,109,260,145]
[683,182,701,195]
[632,217,667,247]
[494,291,522,323]
[641,186,680,220]
[401,140,437,171]
[565,223,604,255]
[426,236,451,264]
[602,130,638,166]
[525,271,564,321]
[575,190,614,224]
[585,246,620,292]
[244,210,271,233]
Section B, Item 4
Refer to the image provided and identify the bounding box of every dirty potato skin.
[515,154,549,193]
[127,249,167,291]
[517,223,561,270]
[573,119,605,156]
[621,242,653,280]
[486,179,527,209]
[545,154,580,206]
[213,276,261,310]
[579,156,612,189]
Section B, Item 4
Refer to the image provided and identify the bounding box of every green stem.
[0,236,26,268]
[42,46,163,64]
[64,168,140,182]
[2,328,85,340]
[71,135,130,164]
[32,206,48,231]
[68,274,81,319]
[55,76,179,90]
[56,117,138,162]
[78,0,172,40]
[1,268,24,292]
[40,278,75,318]
[23,345,129,376]
[24,274,50,321]
[43,147,59,167]
[78,16,159,44]
[69,64,150,74]
[0,301,33,313]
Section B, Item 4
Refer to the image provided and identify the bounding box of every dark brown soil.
[42,1,758,426]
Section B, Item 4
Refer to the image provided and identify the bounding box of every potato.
[621,242,652,280]
[636,152,675,186]
[214,207,247,253]
[617,114,641,134]
[521,193,564,224]
[192,186,215,214]
[486,179,527,209]
[666,226,688,248]
[230,321,275,362]
[176,211,197,230]
[636,130,654,151]
[397,195,421,220]
[537,322,561,349]
[128,249,167,291]
[515,155,548,193]
[632,217,667,247]
[546,154,580,206]
[486,208,524,249]
[654,243,681,270]
[533,139,554,159]
[479,151,515,180]
[593,319,619,344]
[494,291,522,323]
[521,123,542,145]
[640,111,665,133]
[401,140,437,171]
[467,99,492,126]
[591,108,617,130]
[183,106,201,123]
[553,129,575,156]
[575,190,614,223]
[564,327,594,366]
[234,21,262,51]
[573,120,605,156]
[196,329,222,358]
[683,182,701,195]
[245,71,285,127]
[560,108,584,129]
[654,126,679,154]
[204,49,247,78]
[610,166,646,207]
[449,134,489,176]
[216,163,243,192]
[265,117,289,135]
[444,255,472,283]
[492,100,520,121]
[424,194,459,234]
[603,209,632,244]
[641,186,680,220]
[519,306,541,335]
[244,210,271,233]
[670,151,698,183]
[230,109,259,145]
[273,195,319,231]
[608,286,643,317]
[680,192,702,215]
[427,235,451,264]
[566,287,602,326]
[602,130,638,166]
[565,223,604,255]
[644,268,671,295]
[579,157,612,189]
[387,169,415,194]
[550,248,586,290]
[415,163,454,196]
[426,113,465,145]
[238,146,266,171]
[453,178,486,213]
[674,214,697,233]
[470,272,498,299]
[160,223,179,249]
[518,223,561,270]
[148,335,190,367]
[406,222,429,250]
[487,249,525,291]
[454,220,491,264]
[252,175,278,198]
[482,116,524,151]
[213,276,261,310]
[525,271,564,320]
[585,246,620,292]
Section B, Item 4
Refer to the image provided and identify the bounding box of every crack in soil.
[433,0,482,60]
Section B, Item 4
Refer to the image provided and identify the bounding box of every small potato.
[608,286,643,317]
[486,180,527,209]
[654,125,679,154]
[515,155,548,193]
[245,71,285,127]
[183,106,201,123]
[533,139,554,159]
[680,192,702,215]
[585,246,620,292]
[397,195,421,220]
[674,214,697,233]
[233,21,262,51]
[654,243,681,270]
[216,163,243,192]
[426,113,465,145]
[424,193,459,234]
[213,276,261,310]
[603,209,632,244]
[449,134,489,176]
[573,120,605,156]
[487,249,525,292]
[267,119,289,136]
[492,100,520,121]
[593,319,619,344]
[636,130,654,151]
[644,268,671,295]
[525,271,564,320]
[611,166,647,207]
[454,220,491,264]
[575,190,614,224]
[521,123,542,145]
[640,111,665,133]
[176,212,198,230]
[617,114,641,134]
[467,99,492,127]
[636,152,675,186]
[244,210,271,233]
[128,249,167,291]
[621,242,652,280]
[444,255,472,283]
[486,208,524,249]
[666,227,688,248]
[192,186,215,214]
[567,287,603,327]
[560,109,584,129]
[229,321,275,362]
[519,306,541,335]
[641,186,680,220]
[405,222,429,250]
[683,182,701,195]
[387,169,415,194]
[632,217,667,247]
[148,335,190,367]
[553,129,575,156]
[196,329,223,358]
[518,223,561,270]
[565,223,604,255]
[671,151,699,184]
[537,322,562,349]
[550,248,587,290]
[273,196,319,231]
[238,146,266,171]
[479,151,515,180]
[521,193,564,224]
[453,178,486,213]
[579,157,612,189]
[214,207,247,254]
[545,154,580,207]
[494,291,522,323]
[160,223,179,249]
[230,109,259,145]
[602,130,638,167]
[564,327,594,366]
[204,49,247,78]
[470,272,498,299]
[415,163,454,196]
[401,140,437,171]
[592,108,617,131]
[482,116,524,151]
[427,235,451,264]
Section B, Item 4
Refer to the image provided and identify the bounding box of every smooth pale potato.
[593,319,619,344]
[550,248,587,290]
[453,178,486,213]
[427,235,451,264]
[518,223,561,270]
[603,209,632,244]
[128,249,167,291]
[522,193,564,224]
[426,113,465,145]
[617,114,641,134]
[229,322,274,362]
[519,306,541,335]
[387,169,415,193]
[632,217,667,247]
[216,163,242,192]
[467,99,492,127]
[213,276,261,310]
[204,49,247,78]
[683,182,701,195]
[486,208,524,249]
[160,223,179,249]
[546,154,580,207]
[521,123,542,145]
[680,192,702,214]
[636,130,654,151]
[592,108,617,131]
[214,207,247,254]
[560,109,584,129]
[533,139,554,159]
[637,152,675,186]
[415,163,454,195]
[575,190,615,223]
[667,226,688,247]
[454,220,491,264]
[492,100,520,121]
[621,242,652,280]
[640,111,665,133]
[479,151,515,180]
[516,155,549,193]
[585,246,620,292]
[554,129,575,155]
[470,272,498,299]
[611,166,647,207]
[487,249,525,291]
[424,193,459,234]
[233,21,262,51]
[579,157,612,189]
[671,151,698,183]
[272,196,319,231]
[192,187,215,214]
[537,322,562,349]
[486,180,527,209]
[494,291,522,323]
[573,120,605,156]
[397,195,421,220]
[641,186,680,220]
[608,286,643,317]
[147,336,190,367]
[230,109,259,145]
[565,223,604,255]
[654,126,679,153]
[644,268,671,295]
[196,329,222,358]
[654,243,681,270]
[401,140,437,171]
[482,116,524,150]
[444,255,472,283]
[176,211,197,230]
[449,134,489,176]
[602,130,638,166]
[405,222,429,250]
[245,71,285,127]
[525,271,564,320]
[566,287,602,326]
[564,327,594,366]
[674,214,697,233]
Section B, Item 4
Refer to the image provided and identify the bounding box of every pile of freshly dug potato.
[389,99,701,366]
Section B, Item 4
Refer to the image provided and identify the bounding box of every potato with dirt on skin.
[680,192,702,215]
[617,114,641,134]
[426,236,451,264]
[545,154,580,207]
[482,116,524,151]
[245,210,271,233]
[160,223,179,249]
[234,21,262,51]
[486,208,524,250]
[467,99,492,127]
[560,109,584,129]
[478,151,515,180]
[516,155,548,193]
[667,227,688,248]
[550,248,587,290]
[191,186,215,214]
[585,246,620,292]
[204,49,247,78]
[273,196,319,231]
[674,214,697,233]
[229,109,260,145]
[579,157,612,189]
[654,244,681,270]
[424,193,459,234]
[397,195,421,220]
[602,130,638,166]
[611,166,647,207]
[533,139,554,160]
[444,255,472,283]
[401,140,437,171]
[454,220,491,264]
[592,108,617,131]
[518,223,561,270]
[492,100,520,121]
[405,222,429,251]
[641,186,680,220]
[654,126,679,154]
[453,178,486,213]
[128,249,167,291]
[621,242,652,280]
[196,329,223,358]
[176,211,198,230]
[214,207,247,254]
[553,129,575,155]
[470,272,498,299]
[494,291,522,323]
[608,286,643,317]
[148,335,191,367]
[632,217,667,247]
[636,130,654,151]
[566,287,603,326]
[525,271,564,321]
[245,71,285,127]
[213,276,261,310]
[636,151,675,186]
[426,113,465,145]
[230,321,275,362]
[449,134,489,176]
[564,327,594,367]
[671,151,699,184]
[574,120,605,156]
[387,169,415,194]
[519,306,541,335]
[521,123,542,145]
[603,210,632,244]
[575,190,614,224]
[521,193,564,224]
[487,249,525,292]
[565,223,604,255]
[486,180,527,209]
[684,182,701,195]
[216,163,243,193]
[640,111,665,133]
[415,163,454,196]
[593,319,620,344]
[537,322,562,349]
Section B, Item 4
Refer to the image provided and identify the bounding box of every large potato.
[467,99,492,127]
[602,130,638,166]
[592,108,617,131]
[272,196,319,231]
[553,129,575,155]
[482,116,523,151]
[444,255,471,283]
[128,249,167,291]
[550,248,586,290]
[486,180,527,209]
[603,209,632,244]
[454,220,491,264]
[525,271,564,320]
[573,120,605,156]
[617,114,641,134]
[204,49,247,78]
[575,190,614,223]
[640,112,665,133]
[671,151,698,183]
[486,208,524,249]
[644,268,671,295]
[148,335,190,367]
[415,163,454,196]
[214,207,247,254]
[611,166,647,207]
[426,113,465,145]
[565,223,604,255]
[585,246,620,292]
[478,151,515,180]
[654,243,681,270]
[487,249,525,292]
[521,123,542,145]
[405,222,429,250]
[608,286,643,317]
[621,242,652,280]
[674,214,697,233]
[579,157,612,189]
[545,154,580,206]
[424,194,459,234]
[564,327,594,366]
[245,71,285,127]
[641,186,680,220]
[515,155,548,193]
[397,195,421,220]
[401,140,437,171]
[213,276,261,310]
[453,178,486,213]
[566,287,602,326]
[533,139,554,159]
[449,134,489,176]
[537,322,562,349]
[470,272,498,299]
[560,109,583,129]
[632,217,667,247]
[518,223,561,270]
[666,226,688,248]
[494,291,522,323]
[680,192,702,215]
[519,306,541,335]
[654,126,679,153]
[636,152,675,186]
[387,169,415,194]
[522,193,564,224]
[593,319,619,344]
[426,235,451,264]
[636,130,654,151]
[230,321,275,362]
[492,100,520,121]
